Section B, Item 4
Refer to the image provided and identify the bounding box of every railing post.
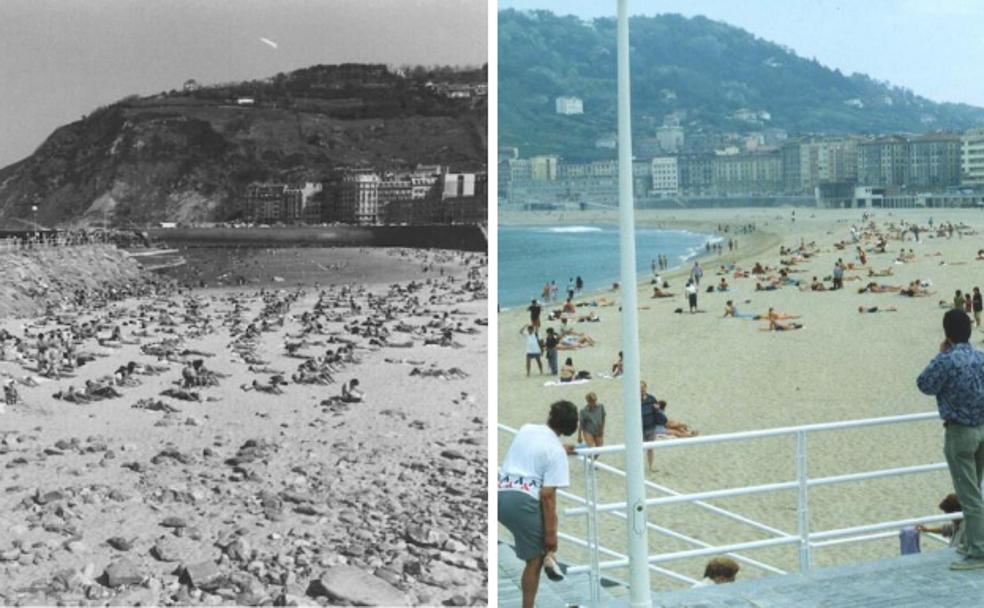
[584,455,602,607]
[795,430,812,572]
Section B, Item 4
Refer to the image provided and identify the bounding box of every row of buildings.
[501,129,984,206]
[243,166,487,225]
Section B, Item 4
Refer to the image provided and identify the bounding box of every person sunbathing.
[765,319,804,331]
[85,379,123,399]
[652,287,676,298]
[559,358,577,383]
[859,306,898,313]
[868,267,894,277]
[716,278,729,291]
[858,282,901,294]
[558,334,595,349]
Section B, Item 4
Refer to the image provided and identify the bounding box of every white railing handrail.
[566,410,940,457]
[497,411,951,599]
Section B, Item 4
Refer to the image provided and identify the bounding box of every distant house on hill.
[183,79,200,93]
[236,97,255,106]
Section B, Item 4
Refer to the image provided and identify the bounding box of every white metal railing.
[498,411,960,606]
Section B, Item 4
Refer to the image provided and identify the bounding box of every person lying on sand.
[557,334,595,349]
[652,287,676,298]
[764,319,804,331]
[868,268,894,277]
[161,387,201,402]
[85,379,123,400]
[858,282,902,294]
[54,385,91,404]
[859,306,898,314]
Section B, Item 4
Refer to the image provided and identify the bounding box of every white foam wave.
[545,226,604,234]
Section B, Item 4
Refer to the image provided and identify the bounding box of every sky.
[0,0,487,169]
[500,0,984,108]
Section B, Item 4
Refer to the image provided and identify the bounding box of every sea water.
[498,225,721,308]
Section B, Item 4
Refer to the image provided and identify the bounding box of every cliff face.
[0,64,487,227]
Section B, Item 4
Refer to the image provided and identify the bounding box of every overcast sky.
[0,0,486,168]
[500,0,984,108]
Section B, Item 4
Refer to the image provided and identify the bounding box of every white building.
[961,128,984,187]
[651,157,679,196]
[443,173,477,198]
[555,96,584,115]
[341,173,380,225]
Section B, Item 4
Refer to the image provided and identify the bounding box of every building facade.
[651,156,679,196]
[962,128,984,187]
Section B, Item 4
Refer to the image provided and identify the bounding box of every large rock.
[103,559,143,587]
[182,560,223,590]
[306,566,407,605]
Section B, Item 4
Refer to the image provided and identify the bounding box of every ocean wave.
[543,226,605,234]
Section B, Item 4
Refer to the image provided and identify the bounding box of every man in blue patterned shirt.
[917,309,984,570]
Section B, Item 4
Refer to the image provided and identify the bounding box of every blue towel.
[899,527,921,555]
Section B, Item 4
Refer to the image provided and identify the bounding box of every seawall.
[146,224,488,252]
[0,244,145,318]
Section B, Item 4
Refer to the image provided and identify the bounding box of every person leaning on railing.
[498,400,578,608]
[917,309,984,570]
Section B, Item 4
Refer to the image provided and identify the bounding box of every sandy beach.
[498,207,984,589]
[1,247,488,605]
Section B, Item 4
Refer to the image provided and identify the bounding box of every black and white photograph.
[0,1,488,605]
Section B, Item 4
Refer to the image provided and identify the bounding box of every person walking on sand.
[691,261,704,288]
[832,259,844,290]
[578,392,606,449]
[973,287,982,329]
[527,299,542,332]
[917,309,984,570]
[640,381,667,473]
[685,280,698,313]
[498,400,578,607]
[543,328,559,376]
[522,325,543,377]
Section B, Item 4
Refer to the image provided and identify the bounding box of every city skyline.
[0,0,487,169]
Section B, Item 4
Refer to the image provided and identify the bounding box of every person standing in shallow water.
[917,309,984,570]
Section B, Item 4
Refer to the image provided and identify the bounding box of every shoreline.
[498,209,782,310]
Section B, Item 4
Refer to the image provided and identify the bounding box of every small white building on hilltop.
[555,96,584,115]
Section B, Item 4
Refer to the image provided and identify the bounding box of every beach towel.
[899,527,921,555]
[543,379,591,387]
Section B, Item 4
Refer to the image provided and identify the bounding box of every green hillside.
[499,9,984,159]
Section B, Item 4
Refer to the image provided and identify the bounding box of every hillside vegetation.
[0,64,486,227]
[499,9,984,158]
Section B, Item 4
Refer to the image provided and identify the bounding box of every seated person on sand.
[752,262,767,274]
[858,282,902,294]
[977,249,984,261]
[652,286,675,298]
[340,378,365,403]
[652,399,698,438]
[559,358,577,383]
[723,301,757,319]
[611,351,624,377]
[562,298,577,316]
[859,306,898,314]
[716,278,729,292]
[808,276,827,291]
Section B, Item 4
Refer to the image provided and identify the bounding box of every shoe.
[544,556,565,582]
[950,556,984,571]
